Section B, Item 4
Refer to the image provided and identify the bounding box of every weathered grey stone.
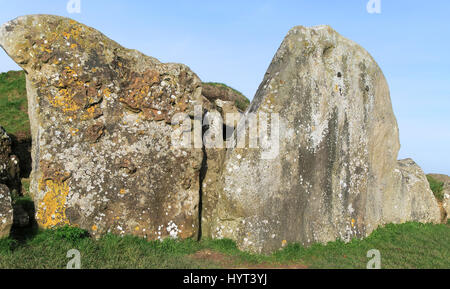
[215,99,243,132]
[386,159,441,224]
[0,184,13,238]
[0,15,203,239]
[443,187,450,222]
[203,25,441,253]
[0,127,20,237]
[201,110,227,238]
[0,127,20,191]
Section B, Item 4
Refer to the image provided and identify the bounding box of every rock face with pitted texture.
[0,126,20,193]
[0,184,13,238]
[203,25,441,253]
[387,159,441,224]
[0,15,204,239]
[1,16,441,252]
[0,127,17,237]
[0,126,19,238]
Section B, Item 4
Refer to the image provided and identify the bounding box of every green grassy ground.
[0,222,448,269]
[427,175,445,202]
[0,70,29,136]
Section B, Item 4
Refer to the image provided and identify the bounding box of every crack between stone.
[197,113,209,241]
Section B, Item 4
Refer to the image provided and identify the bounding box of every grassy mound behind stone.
[202,82,250,111]
[0,71,29,137]
[427,175,445,202]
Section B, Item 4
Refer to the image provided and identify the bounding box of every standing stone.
[0,184,13,238]
[0,15,203,239]
[0,127,18,238]
[387,159,441,224]
[199,87,248,238]
[203,25,441,253]
[0,126,20,191]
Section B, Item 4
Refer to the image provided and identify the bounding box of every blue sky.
[0,0,449,174]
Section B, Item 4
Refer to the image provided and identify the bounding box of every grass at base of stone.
[0,221,448,269]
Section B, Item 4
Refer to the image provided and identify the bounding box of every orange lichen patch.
[86,106,96,115]
[351,218,356,228]
[119,69,185,118]
[48,67,104,119]
[69,127,79,136]
[38,46,53,54]
[48,66,84,114]
[281,240,287,247]
[65,115,77,122]
[103,88,111,98]
[120,189,126,195]
[36,178,70,228]
[81,104,103,120]
[92,225,98,231]
[63,31,71,40]
[62,24,83,41]
[51,88,82,113]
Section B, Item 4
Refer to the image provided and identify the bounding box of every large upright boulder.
[0,15,203,239]
[0,126,23,234]
[0,184,13,238]
[387,159,441,223]
[0,127,16,238]
[203,25,440,253]
[0,126,20,192]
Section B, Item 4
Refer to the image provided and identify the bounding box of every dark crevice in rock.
[10,199,38,241]
[10,134,32,180]
[223,124,235,141]
[197,113,209,241]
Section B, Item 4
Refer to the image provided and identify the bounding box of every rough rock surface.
[203,25,441,253]
[0,126,20,192]
[0,15,204,239]
[388,159,441,224]
[0,127,18,237]
[0,184,13,238]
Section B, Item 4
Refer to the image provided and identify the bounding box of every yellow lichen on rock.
[36,179,70,228]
